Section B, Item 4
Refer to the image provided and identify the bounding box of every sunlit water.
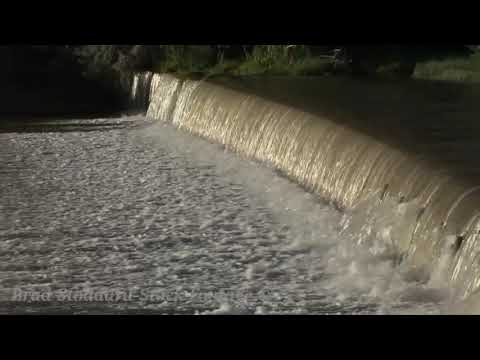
[0,116,457,314]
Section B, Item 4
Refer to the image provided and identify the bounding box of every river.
[0,115,457,314]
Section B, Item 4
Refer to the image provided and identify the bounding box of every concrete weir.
[132,72,480,300]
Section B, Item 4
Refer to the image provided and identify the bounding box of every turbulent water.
[2,73,480,314]
[142,73,480,306]
[1,115,474,314]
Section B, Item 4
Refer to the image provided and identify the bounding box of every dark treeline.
[0,45,476,118]
[69,44,475,76]
[3,45,474,81]
[0,45,126,117]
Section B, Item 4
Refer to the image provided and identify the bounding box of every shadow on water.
[210,75,480,190]
[0,112,146,134]
[0,73,130,133]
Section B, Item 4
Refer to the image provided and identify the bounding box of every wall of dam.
[131,72,480,301]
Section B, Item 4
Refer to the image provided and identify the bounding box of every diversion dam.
[132,72,480,304]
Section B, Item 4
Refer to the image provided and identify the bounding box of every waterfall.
[134,72,480,300]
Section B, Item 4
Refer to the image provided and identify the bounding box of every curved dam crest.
[131,72,480,302]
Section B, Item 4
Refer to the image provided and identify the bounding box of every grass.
[207,60,244,76]
[150,45,337,79]
[206,56,335,77]
[149,46,480,84]
[289,57,335,76]
[414,51,480,83]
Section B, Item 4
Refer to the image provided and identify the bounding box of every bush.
[291,57,334,76]
[414,51,480,83]
[152,45,216,74]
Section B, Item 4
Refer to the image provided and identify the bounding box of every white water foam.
[138,119,468,314]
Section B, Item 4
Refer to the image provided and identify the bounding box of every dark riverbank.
[0,46,129,122]
[2,45,478,124]
[0,75,122,121]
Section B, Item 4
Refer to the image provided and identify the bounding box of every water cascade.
[132,72,480,302]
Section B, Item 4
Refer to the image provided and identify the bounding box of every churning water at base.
[1,115,473,314]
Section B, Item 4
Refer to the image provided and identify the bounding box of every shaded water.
[0,115,462,314]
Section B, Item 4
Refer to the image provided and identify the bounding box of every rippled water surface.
[0,116,454,314]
